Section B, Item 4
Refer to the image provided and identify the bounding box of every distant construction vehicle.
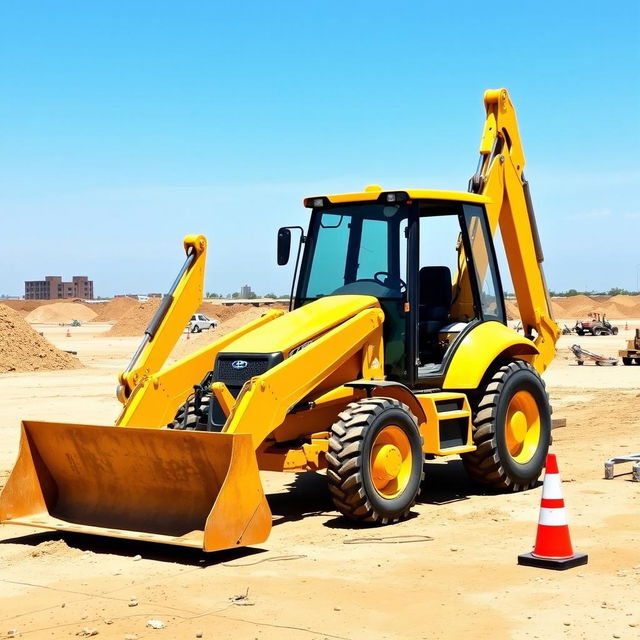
[570,344,618,366]
[574,312,618,336]
[1,89,560,552]
[620,329,640,365]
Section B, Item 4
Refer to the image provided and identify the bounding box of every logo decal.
[231,360,248,370]
[289,339,315,357]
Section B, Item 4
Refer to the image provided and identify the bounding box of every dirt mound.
[198,303,252,322]
[0,299,65,316]
[0,305,82,373]
[504,299,519,321]
[93,297,140,322]
[603,302,640,319]
[552,294,640,320]
[550,300,567,318]
[170,307,279,361]
[105,299,162,337]
[552,294,595,319]
[197,301,288,323]
[26,302,97,324]
[608,294,640,308]
[29,539,75,559]
[505,298,565,321]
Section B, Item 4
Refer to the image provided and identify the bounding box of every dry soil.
[0,305,82,373]
[0,318,638,639]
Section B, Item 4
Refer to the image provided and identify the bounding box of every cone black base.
[518,552,588,570]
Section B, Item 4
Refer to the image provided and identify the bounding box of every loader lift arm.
[116,234,208,402]
[469,88,560,371]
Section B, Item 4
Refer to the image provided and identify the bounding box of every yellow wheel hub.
[505,390,541,464]
[370,426,412,498]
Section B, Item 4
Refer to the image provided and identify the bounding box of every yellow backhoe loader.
[1,88,560,552]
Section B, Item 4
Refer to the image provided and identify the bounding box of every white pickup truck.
[187,313,217,333]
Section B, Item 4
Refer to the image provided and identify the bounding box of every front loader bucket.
[0,421,272,552]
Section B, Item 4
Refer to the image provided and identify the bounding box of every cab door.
[410,200,505,388]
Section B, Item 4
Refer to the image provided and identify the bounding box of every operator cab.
[280,188,506,388]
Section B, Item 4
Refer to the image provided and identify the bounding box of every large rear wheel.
[462,360,551,491]
[327,397,424,524]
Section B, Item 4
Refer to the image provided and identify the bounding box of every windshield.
[298,203,410,302]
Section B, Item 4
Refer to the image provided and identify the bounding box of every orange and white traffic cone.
[66,328,71,337]
[518,453,588,570]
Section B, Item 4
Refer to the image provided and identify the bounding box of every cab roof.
[303,186,490,208]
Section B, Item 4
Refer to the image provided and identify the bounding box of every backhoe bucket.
[0,421,272,552]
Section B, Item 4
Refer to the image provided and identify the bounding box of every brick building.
[25,275,94,300]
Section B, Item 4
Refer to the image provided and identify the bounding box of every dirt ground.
[0,320,638,640]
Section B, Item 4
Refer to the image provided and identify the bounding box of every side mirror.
[277,227,291,265]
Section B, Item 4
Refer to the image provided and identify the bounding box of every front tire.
[169,394,210,430]
[327,397,424,524]
[462,360,551,492]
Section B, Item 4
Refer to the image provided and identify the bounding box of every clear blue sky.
[1,1,639,297]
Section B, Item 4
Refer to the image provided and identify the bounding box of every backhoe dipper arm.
[116,234,208,402]
[470,88,560,372]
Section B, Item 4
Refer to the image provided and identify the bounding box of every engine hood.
[218,295,380,357]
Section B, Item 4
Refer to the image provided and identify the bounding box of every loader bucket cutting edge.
[0,421,272,552]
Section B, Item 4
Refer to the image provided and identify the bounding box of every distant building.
[240,284,252,298]
[25,275,94,300]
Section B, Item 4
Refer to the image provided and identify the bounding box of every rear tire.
[326,397,424,524]
[622,357,632,366]
[462,360,551,492]
[612,327,619,335]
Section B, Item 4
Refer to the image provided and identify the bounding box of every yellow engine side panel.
[443,321,538,390]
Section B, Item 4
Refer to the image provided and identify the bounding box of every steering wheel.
[374,271,406,292]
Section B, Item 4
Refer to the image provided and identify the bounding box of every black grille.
[216,358,271,384]
[214,352,284,389]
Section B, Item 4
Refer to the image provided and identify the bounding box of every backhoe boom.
[471,88,560,371]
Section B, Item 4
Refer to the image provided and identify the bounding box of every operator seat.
[419,266,452,333]
[418,266,452,367]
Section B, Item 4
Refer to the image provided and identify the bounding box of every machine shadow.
[267,460,529,532]
[418,459,483,505]
[0,530,266,567]
[417,458,542,504]
[1,463,541,562]
[267,471,335,526]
